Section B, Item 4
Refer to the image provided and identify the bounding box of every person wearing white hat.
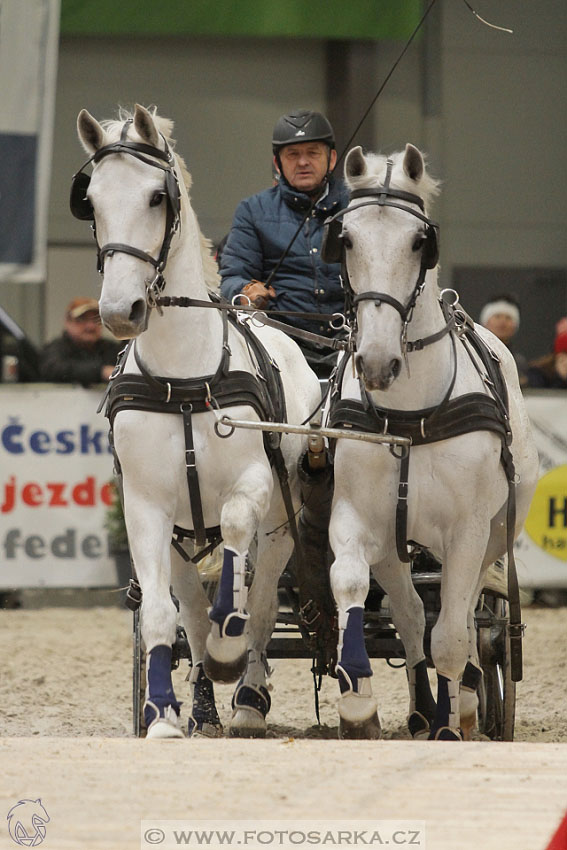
[479,293,528,385]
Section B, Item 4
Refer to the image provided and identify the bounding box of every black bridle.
[322,159,440,343]
[70,119,181,309]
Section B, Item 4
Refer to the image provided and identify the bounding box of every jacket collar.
[279,176,346,215]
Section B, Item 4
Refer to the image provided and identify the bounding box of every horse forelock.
[346,149,440,210]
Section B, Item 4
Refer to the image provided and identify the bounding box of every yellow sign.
[525,465,567,562]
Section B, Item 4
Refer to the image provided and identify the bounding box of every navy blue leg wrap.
[232,679,271,718]
[208,548,247,637]
[144,644,181,728]
[427,673,461,740]
[414,659,437,720]
[461,661,482,692]
[435,673,451,727]
[337,607,372,693]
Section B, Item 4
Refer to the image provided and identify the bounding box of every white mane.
[100,107,220,291]
[345,148,441,213]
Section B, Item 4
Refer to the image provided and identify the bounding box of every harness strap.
[180,403,206,548]
[396,448,411,563]
[330,392,509,445]
[501,442,522,681]
[406,312,457,352]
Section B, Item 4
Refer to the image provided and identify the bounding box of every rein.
[155,294,351,352]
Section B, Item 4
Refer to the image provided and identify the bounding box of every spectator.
[527,322,567,389]
[40,297,122,386]
[479,293,528,386]
[0,305,39,382]
[219,108,349,378]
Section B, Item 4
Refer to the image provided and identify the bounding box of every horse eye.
[342,232,353,250]
[149,191,165,208]
[412,232,426,252]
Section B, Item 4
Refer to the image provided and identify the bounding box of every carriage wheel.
[132,608,147,738]
[476,592,515,741]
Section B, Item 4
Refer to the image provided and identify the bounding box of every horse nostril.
[129,299,146,323]
[355,353,364,376]
[390,358,401,379]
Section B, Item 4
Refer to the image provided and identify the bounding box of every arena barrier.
[0,385,565,590]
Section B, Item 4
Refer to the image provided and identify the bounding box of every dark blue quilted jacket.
[219,177,349,339]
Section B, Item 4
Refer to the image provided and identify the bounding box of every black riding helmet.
[272,109,335,153]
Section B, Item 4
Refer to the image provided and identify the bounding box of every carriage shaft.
[218,415,411,447]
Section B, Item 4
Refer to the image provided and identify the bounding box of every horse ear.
[403,143,424,182]
[133,103,159,148]
[77,109,104,154]
[344,146,367,182]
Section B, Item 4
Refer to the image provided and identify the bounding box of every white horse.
[74,104,321,738]
[325,144,539,740]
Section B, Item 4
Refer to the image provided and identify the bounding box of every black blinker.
[70,171,94,221]
[321,216,343,264]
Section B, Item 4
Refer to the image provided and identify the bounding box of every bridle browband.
[70,119,181,310]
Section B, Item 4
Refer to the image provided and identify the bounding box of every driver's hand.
[240,280,276,309]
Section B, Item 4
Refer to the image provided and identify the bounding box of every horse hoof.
[229,682,271,738]
[338,692,381,740]
[145,704,184,739]
[339,712,381,740]
[229,712,267,738]
[203,624,247,683]
[429,726,463,741]
[460,714,476,741]
[188,720,224,739]
[408,711,431,740]
[203,646,247,684]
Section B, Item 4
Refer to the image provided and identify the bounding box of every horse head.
[340,144,440,391]
[75,104,182,339]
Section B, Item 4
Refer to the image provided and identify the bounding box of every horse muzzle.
[100,297,148,339]
[355,351,402,391]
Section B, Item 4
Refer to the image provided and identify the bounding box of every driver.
[219,109,349,378]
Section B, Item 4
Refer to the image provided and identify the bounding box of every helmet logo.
[294,130,306,136]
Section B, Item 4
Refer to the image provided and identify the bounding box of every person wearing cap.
[39,297,122,386]
[219,108,349,377]
[527,321,567,389]
[479,293,528,386]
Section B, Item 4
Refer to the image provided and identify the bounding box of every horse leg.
[428,539,486,741]
[330,535,381,740]
[459,567,489,740]
[230,528,294,738]
[171,548,223,738]
[204,466,273,683]
[130,525,183,739]
[372,559,436,739]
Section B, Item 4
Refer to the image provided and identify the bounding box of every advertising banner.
[1,387,566,590]
[515,391,567,588]
[0,385,118,588]
[0,0,60,283]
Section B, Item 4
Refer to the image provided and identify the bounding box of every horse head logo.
[7,799,50,847]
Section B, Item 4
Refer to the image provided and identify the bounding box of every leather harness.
[104,302,300,559]
[328,310,524,681]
